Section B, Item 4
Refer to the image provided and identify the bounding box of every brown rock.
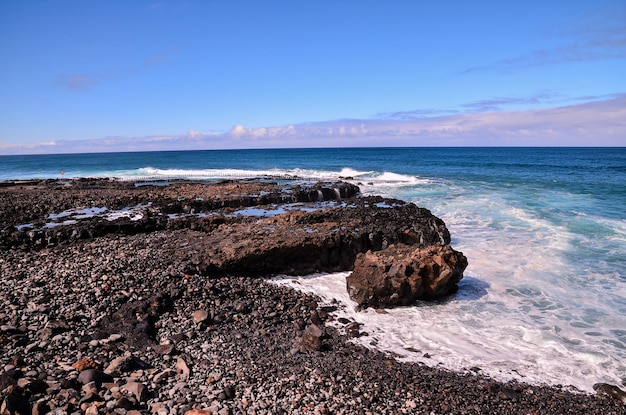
[185,410,211,415]
[346,244,468,308]
[84,404,99,415]
[121,381,149,402]
[104,353,133,376]
[176,356,191,378]
[77,369,113,387]
[72,357,100,372]
[345,322,361,338]
[294,324,324,353]
[192,309,209,323]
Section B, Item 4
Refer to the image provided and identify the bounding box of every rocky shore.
[1,179,623,414]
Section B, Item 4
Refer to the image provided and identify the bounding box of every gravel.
[1,230,624,414]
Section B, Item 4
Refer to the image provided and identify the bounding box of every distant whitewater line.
[113,171,304,182]
[110,167,426,186]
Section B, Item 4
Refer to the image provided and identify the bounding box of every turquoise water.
[1,147,625,390]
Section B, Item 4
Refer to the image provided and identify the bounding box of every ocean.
[1,147,625,392]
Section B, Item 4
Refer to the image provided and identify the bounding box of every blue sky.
[1,0,625,154]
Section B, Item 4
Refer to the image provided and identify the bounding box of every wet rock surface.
[0,179,623,414]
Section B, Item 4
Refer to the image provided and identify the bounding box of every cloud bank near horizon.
[2,95,625,155]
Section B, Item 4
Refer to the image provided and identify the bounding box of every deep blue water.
[2,147,624,218]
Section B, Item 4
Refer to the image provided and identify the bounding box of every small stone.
[153,369,176,383]
[73,357,100,372]
[0,325,18,333]
[193,310,209,323]
[150,402,166,414]
[122,381,149,402]
[185,410,211,415]
[176,357,190,378]
[46,319,71,333]
[84,404,99,415]
[152,343,175,355]
[105,354,133,376]
[345,322,361,338]
[295,324,323,353]
[116,396,135,409]
[224,385,235,399]
[31,399,50,415]
[405,399,417,409]
[78,369,113,387]
[81,382,99,395]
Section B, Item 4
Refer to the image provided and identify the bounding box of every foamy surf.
[270,272,616,393]
[105,166,431,188]
[273,168,625,393]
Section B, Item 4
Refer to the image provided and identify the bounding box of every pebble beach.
[1,179,624,415]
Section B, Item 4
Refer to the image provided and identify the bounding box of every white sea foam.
[271,178,626,393]
[271,270,620,392]
[108,166,431,188]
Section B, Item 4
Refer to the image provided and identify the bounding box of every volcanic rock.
[346,243,468,308]
[77,369,113,387]
[192,310,209,323]
[594,383,626,403]
[121,381,149,402]
[174,196,451,277]
[293,323,324,354]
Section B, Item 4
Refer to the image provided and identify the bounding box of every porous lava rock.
[346,243,468,308]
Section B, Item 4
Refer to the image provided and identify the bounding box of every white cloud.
[229,125,247,137]
[2,95,625,155]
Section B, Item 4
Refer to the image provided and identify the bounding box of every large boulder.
[346,244,468,308]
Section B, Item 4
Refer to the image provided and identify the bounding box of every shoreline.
[1,178,624,414]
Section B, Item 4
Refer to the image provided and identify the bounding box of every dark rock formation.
[0,179,360,250]
[173,196,451,277]
[1,178,466,307]
[346,244,468,308]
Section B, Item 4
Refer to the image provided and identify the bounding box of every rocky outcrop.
[346,244,468,308]
[174,196,451,277]
[0,179,360,250]
[1,178,465,305]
